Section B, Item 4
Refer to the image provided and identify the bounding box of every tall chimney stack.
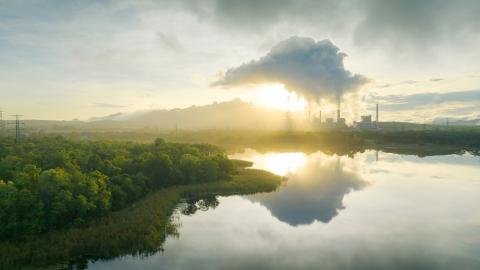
[376,103,379,128]
[319,110,322,123]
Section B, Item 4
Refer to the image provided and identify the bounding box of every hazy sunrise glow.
[2,0,480,123]
[255,84,307,112]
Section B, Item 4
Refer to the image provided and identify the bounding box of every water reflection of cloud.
[89,150,480,270]
[90,194,480,270]
[366,153,480,182]
[379,152,480,167]
[247,156,369,226]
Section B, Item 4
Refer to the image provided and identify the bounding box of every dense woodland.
[0,136,234,241]
[0,168,281,269]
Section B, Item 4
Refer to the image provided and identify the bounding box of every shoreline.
[0,168,282,270]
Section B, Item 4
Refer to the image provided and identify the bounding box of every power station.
[313,103,380,130]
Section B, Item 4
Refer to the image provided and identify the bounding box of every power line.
[8,114,24,144]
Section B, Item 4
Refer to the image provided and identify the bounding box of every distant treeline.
[0,136,234,241]
[360,130,480,148]
[39,129,480,155]
[173,129,480,154]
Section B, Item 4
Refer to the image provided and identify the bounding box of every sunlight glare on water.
[232,149,307,176]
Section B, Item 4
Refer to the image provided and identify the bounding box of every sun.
[255,84,306,111]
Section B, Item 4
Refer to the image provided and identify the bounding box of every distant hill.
[20,99,479,132]
[119,98,288,129]
[431,116,480,126]
[25,99,289,131]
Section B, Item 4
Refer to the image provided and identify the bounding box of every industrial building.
[355,115,374,129]
[313,106,347,129]
[312,103,380,130]
[354,104,380,130]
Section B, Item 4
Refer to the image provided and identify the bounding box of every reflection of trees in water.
[2,195,183,270]
[61,215,181,270]
[248,157,369,226]
[180,195,220,216]
[64,196,219,268]
[11,194,219,270]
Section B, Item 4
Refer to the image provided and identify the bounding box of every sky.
[1,0,480,122]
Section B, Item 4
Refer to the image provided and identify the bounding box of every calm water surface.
[89,149,480,270]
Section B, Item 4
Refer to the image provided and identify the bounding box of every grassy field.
[0,167,282,270]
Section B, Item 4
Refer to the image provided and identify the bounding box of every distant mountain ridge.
[26,99,288,130]
[22,98,480,132]
[109,98,287,130]
[88,111,150,122]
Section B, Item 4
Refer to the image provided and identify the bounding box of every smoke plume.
[213,36,370,103]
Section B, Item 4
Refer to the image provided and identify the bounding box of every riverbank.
[0,168,282,269]
[0,167,282,270]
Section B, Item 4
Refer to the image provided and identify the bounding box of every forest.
[0,169,281,269]
[41,129,480,156]
[0,136,235,241]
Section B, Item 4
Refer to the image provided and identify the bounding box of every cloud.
[181,0,480,52]
[212,0,290,31]
[367,89,480,123]
[93,102,129,108]
[179,0,343,32]
[377,83,392,89]
[156,32,184,52]
[400,80,419,85]
[375,78,445,89]
[354,0,480,49]
[371,89,480,111]
[213,36,369,103]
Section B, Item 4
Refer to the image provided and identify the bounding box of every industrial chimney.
[376,103,379,128]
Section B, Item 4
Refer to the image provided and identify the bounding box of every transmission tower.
[9,114,24,144]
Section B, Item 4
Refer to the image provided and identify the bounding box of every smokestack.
[376,103,379,128]
[319,110,322,123]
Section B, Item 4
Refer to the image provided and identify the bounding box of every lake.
[88,149,480,270]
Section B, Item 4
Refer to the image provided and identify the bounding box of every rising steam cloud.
[213,36,370,103]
